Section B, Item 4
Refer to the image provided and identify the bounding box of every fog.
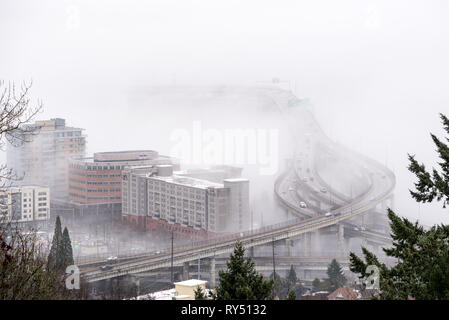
[1,0,449,226]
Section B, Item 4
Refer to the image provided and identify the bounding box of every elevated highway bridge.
[79,87,395,283]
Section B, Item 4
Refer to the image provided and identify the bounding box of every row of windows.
[69,193,86,199]
[87,188,121,193]
[56,131,81,138]
[88,174,121,178]
[148,182,204,194]
[69,178,122,185]
[87,196,121,200]
[86,166,122,171]
[87,181,121,185]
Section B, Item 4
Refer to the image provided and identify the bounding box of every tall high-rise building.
[6,118,86,200]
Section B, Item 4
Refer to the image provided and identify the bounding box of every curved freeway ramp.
[271,88,395,242]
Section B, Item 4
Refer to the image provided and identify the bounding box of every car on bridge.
[106,256,118,263]
[320,187,327,193]
[325,212,333,217]
[100,264,113,271]
[299,201,307,208]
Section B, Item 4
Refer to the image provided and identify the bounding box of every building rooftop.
[95,150,157,155]
[70,155,172,164]
[174,279,208,287]
[149,174,224,189]
[327,287,361,300]
[223,178,249,183]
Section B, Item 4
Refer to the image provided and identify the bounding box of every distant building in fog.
[52,150,177,222]
[6,118,86,200]
[0,186,50,227]
[121,164,249,237]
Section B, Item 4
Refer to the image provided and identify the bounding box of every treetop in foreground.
[408,113,449,209]
[214,240,274,300]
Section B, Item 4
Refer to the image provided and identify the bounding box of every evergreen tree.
[350,114,449,299]
[312,278,332,292]
[286,289,296,300]
[408,113,449,208]
[62,227,74,269]
[47,216,64,271]
[312,278,321,292]
[350,209,449,300]
[327,259,346,292]
[269,271,284,299]
[215,241,274,300]
[286,265,298,292]
[194,286,207,300]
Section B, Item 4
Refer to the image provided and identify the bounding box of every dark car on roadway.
[101,264,113,271]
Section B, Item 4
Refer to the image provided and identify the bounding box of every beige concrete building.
[7,118,86,200]
[122,164,250,236]
[173,279,208,300]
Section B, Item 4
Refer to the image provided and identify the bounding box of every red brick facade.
[121,214,216,239]
[68,165,122,204]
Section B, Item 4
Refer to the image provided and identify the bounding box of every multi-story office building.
[0,186,50,227]
[121,165,249,237]
[52,150,177,221]
[6,118,86,200]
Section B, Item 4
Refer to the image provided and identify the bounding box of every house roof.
[327,287,361,300]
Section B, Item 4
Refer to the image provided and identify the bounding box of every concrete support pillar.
[183,262,190,280]
[286,238,292,256]
[338,224,347,256]
[313,230,321,256]
[133,278,140,297]
[304,232,312,256]
[210,257,216,288]
[249,245,255,258]
[303,269,311,280]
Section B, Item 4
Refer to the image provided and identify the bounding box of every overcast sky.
[1,0,449,225]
